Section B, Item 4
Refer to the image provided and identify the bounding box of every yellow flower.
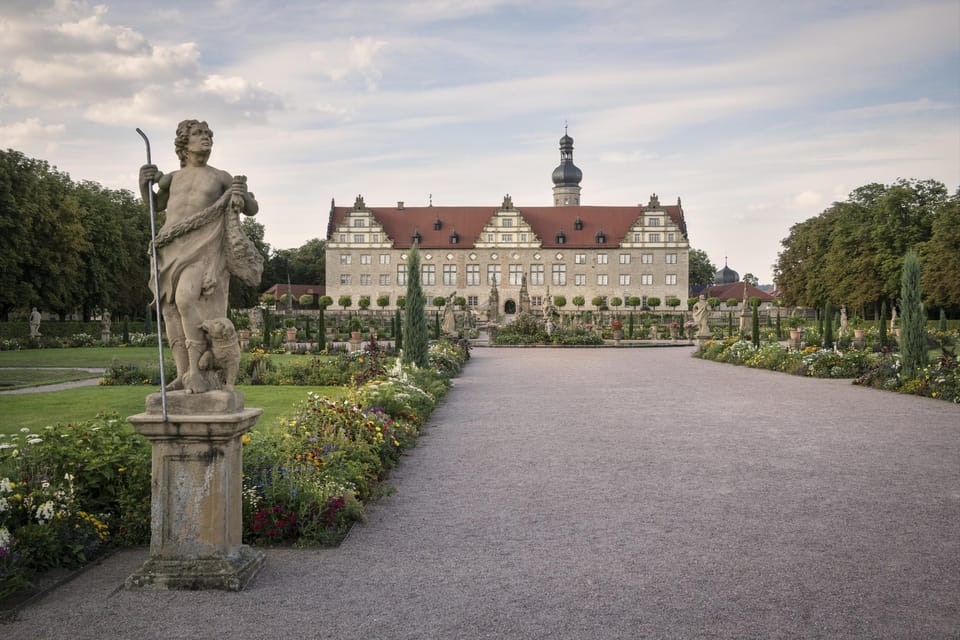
[241,434,251,446]
[117,467,126,474]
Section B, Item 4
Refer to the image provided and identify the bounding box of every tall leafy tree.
[687,248,717,290]
[919,193,960,310]
[402,246,428,367]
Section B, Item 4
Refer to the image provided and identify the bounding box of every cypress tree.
[899,251,928,377]
[939,308,947,332]
[879,300,888,347]
[751,303,760,349]
[318,310,326,351]
[727,311,733,337]
[403,246,428,367]
[823,301,834,349]
[394,308,403,352]
[775,311,782,341]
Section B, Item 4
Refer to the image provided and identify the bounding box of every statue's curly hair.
[174,119,212,167]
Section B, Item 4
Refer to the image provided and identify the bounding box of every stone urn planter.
[853,328,865,339]
[239,329,251,341]
[790,329,801,340]
[286,327,297,342]
[350,331,362,341]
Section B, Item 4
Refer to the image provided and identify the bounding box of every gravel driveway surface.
[5,347,958,639]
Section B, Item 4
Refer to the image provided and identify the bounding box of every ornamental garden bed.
[0,339,471,605]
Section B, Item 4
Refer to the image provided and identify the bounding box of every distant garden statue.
[692,294,711,338]
[28,306,41,337]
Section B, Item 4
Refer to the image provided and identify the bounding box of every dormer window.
[433,217,442,231]
[556,229,566,244]
[574,216,583,231]
[449,230,459,244]
[412,230,422,245]
[595,229,606,244]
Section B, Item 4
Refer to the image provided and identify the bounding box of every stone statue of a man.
[139,120,262,394]
[28,307,41,337]
[692,294,710,337]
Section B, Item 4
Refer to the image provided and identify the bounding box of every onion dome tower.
[714,257,740,284]
[552,125,582,206]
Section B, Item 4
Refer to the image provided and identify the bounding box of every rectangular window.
[667,233,675,242]
[443,264,457,286]
[339,233,346,243]
[520,233,528,242]
[574,273,586,286]
[359,274,371,285]
[353,218,366,227]
[619,253,631,264]
[633,233,642,243]
[619,274,630,286]
[360,254,372,265]
[665,253,677,264]
[501,234,513,243]
[340,254,352,265]
[339,274,351,285]
[371,234,380,243]
[665,274,677,285]
[529,264,544,285]
[487,264,501,285]
[641,253,653,264]
[487,233,494,242]
[379,254,390,264]
[353,234,364,243]
[501,218,513,227]
[531,295,542,307]
[597,254,608,264]
[422,264,436,286]
[641,274,653,285]
[575,253,587,264]
[397,264,407,286]
[597,274,609,286]
[552,264,566,285]
[509,264,523,285]
[467,295,478,307]
[648,217,660,226]
[648,233,661,243]
[466,264,481,286]
[379,274,390,286]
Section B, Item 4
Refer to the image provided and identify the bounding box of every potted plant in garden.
[786,315,805,340]
[611,319,623,342]
[284,317,297,342]
[234,314,251,341]
[349,317,362,341]
[850,316,866,338]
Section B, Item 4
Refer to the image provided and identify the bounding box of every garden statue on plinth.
[101,310,112,344]
[28,307,41,337]
[126,119,264,591]
[692,294,711,341]
[441,292,457,336]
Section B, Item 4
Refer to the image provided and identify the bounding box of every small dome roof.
[714,264,740,284]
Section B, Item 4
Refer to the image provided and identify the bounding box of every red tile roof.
[327,203,686,249]
[704,282,775,303]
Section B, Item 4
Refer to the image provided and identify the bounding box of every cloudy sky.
[2,0,958,283]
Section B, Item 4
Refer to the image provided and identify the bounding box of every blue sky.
[2,0,958,283]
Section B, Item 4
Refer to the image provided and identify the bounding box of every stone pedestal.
[101,330,111,344]
[125,391,264,591]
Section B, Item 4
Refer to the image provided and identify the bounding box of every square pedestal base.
[125,545,264,591]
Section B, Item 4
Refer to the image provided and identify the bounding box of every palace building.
[324,132,690,316]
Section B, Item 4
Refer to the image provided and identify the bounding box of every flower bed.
[1,338,471,598]
[695,338,960,402]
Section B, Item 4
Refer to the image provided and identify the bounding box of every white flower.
[0,526,11,550]
[36,500,56,523]
[19,427,30,433]
[0,478,12,493]
[0,496,8,514]
[26,437,43,445]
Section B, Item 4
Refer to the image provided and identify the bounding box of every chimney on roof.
[397,201,404,210]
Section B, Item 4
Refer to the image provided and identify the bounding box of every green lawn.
[0,385,346,436]
[0,346,164,368]
[0,368,102,390]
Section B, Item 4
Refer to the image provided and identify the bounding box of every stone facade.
[324,135,690,316]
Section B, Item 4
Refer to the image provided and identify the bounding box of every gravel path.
[4,347,959,639]
[0,368,105,395]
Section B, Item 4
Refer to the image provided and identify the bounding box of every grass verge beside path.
[0,368,102,390]
[0,385,344,436]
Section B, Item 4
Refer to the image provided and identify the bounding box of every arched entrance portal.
[504,299,516,315]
